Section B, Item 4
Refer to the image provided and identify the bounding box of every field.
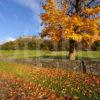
[0,50,100,59]
[0,61,100,99]
[0,50,100,99]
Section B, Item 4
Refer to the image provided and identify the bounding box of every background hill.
[0,36,100,51]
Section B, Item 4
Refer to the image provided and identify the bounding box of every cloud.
[14,0,42,22]
[14,0,40,12]
[0,37,16,44]
[6,37,15,42]
[14,0,43,33]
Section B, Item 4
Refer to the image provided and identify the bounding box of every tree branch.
[86,0,95,8]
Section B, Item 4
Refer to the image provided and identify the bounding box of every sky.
[0,0,43,44]
[0,0,99,44]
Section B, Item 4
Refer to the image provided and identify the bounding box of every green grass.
[0,61,99,99]
[0,50,100,59]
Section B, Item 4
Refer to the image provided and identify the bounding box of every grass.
[0,50,100,59]
[0,50,99,99]
[0,61,99,99]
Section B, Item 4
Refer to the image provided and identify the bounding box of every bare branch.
[86,0,95,8]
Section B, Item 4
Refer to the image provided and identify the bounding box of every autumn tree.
[41,0,100,60]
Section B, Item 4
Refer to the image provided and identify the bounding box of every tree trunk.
[68,39,77,60]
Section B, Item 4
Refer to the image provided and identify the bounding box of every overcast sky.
[0,0,43,43]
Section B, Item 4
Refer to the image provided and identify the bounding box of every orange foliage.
[41,0,100,44]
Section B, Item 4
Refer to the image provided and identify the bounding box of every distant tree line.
[0,36,100,51]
